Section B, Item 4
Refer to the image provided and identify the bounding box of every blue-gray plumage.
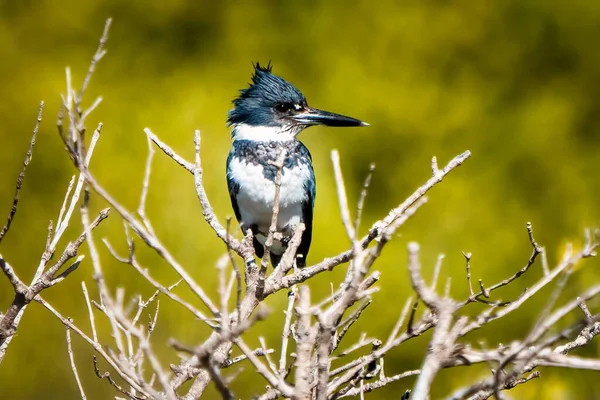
[226,62,367,267]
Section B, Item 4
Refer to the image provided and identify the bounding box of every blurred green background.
[1,1,600,399]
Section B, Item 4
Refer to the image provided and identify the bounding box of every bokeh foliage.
[1,1,600,398]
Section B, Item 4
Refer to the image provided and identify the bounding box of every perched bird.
[226,63,367,267]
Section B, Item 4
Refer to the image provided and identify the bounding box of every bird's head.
[228,62,367,140]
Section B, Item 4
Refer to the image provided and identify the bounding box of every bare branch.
[81,281,98,343]
[16,34,600,400]
[76,18,112,108]
[138,134,156,234]
[406,242,461,400]
[338,369,419,398]
[279,286,297,377]
[466,222,543,305]
[463,252,473,296]
[0,255,27,293]
[331,149,356,241]
[268,152,470,295]
[294,286,314,399]
[144,127,195,173]
[233,337,294,398]
[0,208,109,349]
[79,156,219,317]
[225,217,242,323]
[407,242,440,309]
[427,254,443,293]
[0,101,44,244]
[260,148,286,282]
[259,336,278,376]
[222,347,275,368]
[66,324,87,399]
[378,151,470,230]
[36,296,151,396]
[103,238,211,324]
[354,163,375,234]
[192,129,244,254]
[461,238,598,335]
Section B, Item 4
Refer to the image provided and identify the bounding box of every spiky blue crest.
[227,62,307,127]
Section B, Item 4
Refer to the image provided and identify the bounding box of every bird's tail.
[270,253,282,269]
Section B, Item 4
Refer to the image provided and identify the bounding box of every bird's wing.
[226,150,242,223]
[301,171,315,233]
[297,144,315,266]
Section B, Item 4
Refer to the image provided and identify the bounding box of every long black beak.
[291,107,368,127]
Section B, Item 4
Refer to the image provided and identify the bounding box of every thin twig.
[233,337,294,397]
[261,149,286,275]
[259,336,278,375]
[225,218,242,323]
[76,18,112,108]
[81,281,98,343]
[0,101,44,244]
[463,252,473,296]
[66,324,87,399]
[103,238,211,325]
[431,254,445,291]
[279,286,297,377]
[331,149,356,241]
[36,296,150,396]
[80,149,219,317]
[354,163,375,234]
[138,134,156,235]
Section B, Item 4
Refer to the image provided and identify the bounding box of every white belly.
[228,157,311,254]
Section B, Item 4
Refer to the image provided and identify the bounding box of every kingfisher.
[226,63,367,267]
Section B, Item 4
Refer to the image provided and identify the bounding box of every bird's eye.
[275,103,293,113]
